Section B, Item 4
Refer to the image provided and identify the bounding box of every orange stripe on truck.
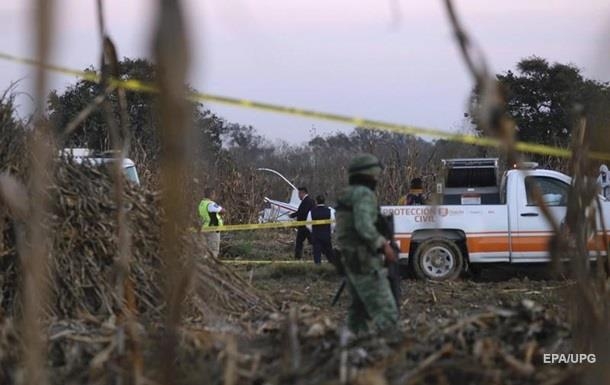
[399,238,411,253]
[467,236,511,253]
[510,235,551,252]
[396,231,610,256]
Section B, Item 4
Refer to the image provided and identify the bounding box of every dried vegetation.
[0,0,608,384]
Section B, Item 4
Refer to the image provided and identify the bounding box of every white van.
[60,148,141,185]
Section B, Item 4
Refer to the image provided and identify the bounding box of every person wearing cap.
[398,177,425,205]
[597,165,610,199]
[335,153,399,334]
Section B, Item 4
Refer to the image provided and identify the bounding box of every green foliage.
[40,55,521,220]
[0,89,20,132]
[48,59,157,151]
[46,58,229,171]
[473,56,610,149]
[0,87,27,174]
[48,55,599,224]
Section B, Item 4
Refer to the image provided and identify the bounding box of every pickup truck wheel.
[413,239,463,281]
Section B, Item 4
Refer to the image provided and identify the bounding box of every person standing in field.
[198,189,225,258]
[335,153,399,334]
[289,186,315,260]
[306,195,336,265]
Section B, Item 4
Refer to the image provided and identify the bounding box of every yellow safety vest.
[198,199,224,230]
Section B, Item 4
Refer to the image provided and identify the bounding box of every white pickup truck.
[381,166,609,280]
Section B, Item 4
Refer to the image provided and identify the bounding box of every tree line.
[1,56,608,224]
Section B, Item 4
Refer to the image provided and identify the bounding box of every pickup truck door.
[511,173,568,262]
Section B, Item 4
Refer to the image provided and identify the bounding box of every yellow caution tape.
[0,52,100,82]
[2,51,609,161]
[220,260,313,265]
[194,219,334,233]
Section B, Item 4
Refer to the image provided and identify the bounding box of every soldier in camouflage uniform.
[336,154,399,334]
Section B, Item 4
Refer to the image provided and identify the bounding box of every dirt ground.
[31,260,585,385]
[15,261,580,385]
[143,230,581,385]
[27,229,588,385]
[197,261,578,385]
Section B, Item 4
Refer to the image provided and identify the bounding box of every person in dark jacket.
[306,195,336,264]
[289,187,315,259]
[398,177,425,205]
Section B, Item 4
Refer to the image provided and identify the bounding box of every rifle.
[330,215,402,307]
[376,213,402,307]
[330,247,346,306]
[331,278,346,306]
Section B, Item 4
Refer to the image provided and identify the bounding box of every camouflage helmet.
[348,153,383,177]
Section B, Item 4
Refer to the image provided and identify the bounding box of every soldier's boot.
[347,312,370,334]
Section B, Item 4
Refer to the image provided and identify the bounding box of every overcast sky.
[0,0,609,144]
